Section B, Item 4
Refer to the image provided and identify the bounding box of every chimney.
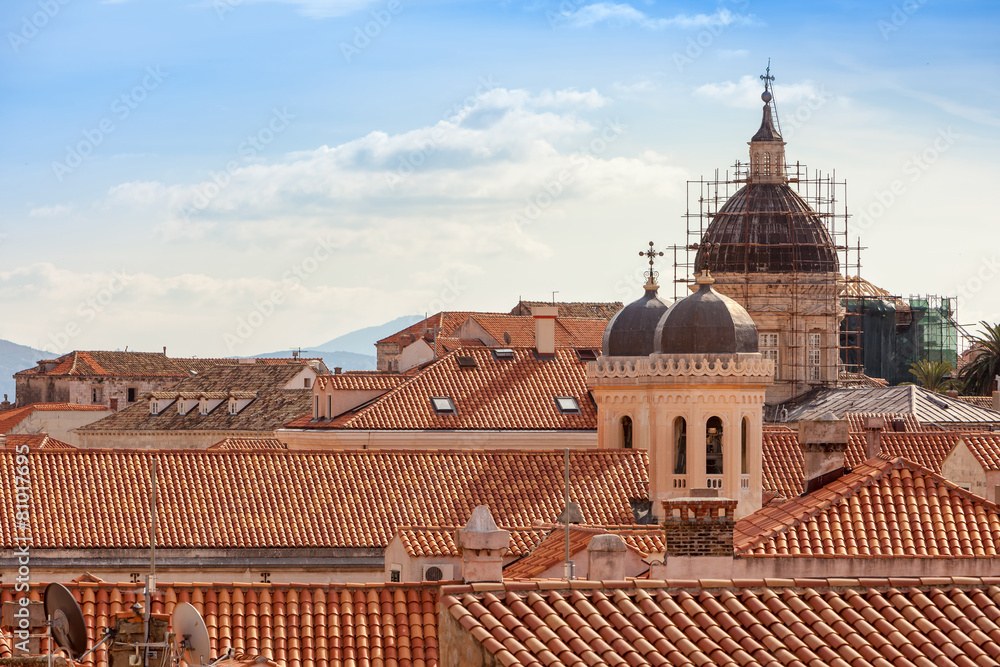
[587,534,628,581]
[661,494,736,559]
[163,346,167,355]
[334,367,342,375]
[532,306,558,356]
[797,414,850,494]
[863,416,885,459]
[994,390,1000,412]
[455,505,510,583]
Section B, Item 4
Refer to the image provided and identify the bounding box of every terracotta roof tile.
[955,433,1000,471]
[738,457,1000,557]
[442,577,1000,667]
[509,301,623,319]
[0,581,435,667]
[0,449,646,549]
[313,373,408,392]
[376,312,479,346]
[291,347,595,431]
[2,433,75,449]
[396,527,548,558]
[463,314,605,349]
[503,526,662,579]
[209,437,288,450]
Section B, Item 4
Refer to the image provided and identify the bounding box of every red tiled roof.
[376,312,478,346]
[955,395,998,409]
[763,427,964,497]
[396,527,548,558]
[14,352,326,378]
[290,347,595,431]
[0,581,438,667]
[209,437,288,450]
[0,402,107,434]
[957,433,1000,471]
[441,577,1000,667]
[736,457,1000,557]
[509,300,622,319]
[2,434,75,449]
[314,372,407,391]
[0,449,646,549]
[503,526,662,579]
[463,314,605,348]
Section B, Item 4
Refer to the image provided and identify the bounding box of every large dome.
[693,182,839,274]
[654,275,758,355]
[602,287,670,357]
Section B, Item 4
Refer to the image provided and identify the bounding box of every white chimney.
[587,534,627,581]
[532,306,558,356]
[455,505,510,583]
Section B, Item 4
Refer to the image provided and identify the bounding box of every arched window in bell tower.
[741,417,749,474]
[762,152,771,175]
[706,416,723,475]
[620,415,633,449]
[753,153,760,174]
[673,417,686,474]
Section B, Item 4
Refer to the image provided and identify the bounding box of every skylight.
[493,348,515,360]
[577,349,599,362]
[456,356,478,368]
[431,397,457,414]
[555,397,581,414]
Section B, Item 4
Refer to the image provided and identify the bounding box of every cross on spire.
[760,58,774,93]
[639,241,663,289]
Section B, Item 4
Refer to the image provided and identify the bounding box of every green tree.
[960,321,1000,396]
[908,359,954,392]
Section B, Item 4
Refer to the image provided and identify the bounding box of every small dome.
[602,287,671,357]
[654,274,758,355]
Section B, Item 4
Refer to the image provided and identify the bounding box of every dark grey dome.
[693,182,839,274]
[654,276,758,355]
[602,287,671,357]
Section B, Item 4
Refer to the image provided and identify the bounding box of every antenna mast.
[144,458,157,667]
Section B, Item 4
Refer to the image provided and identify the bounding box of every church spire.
[747,61,787,184]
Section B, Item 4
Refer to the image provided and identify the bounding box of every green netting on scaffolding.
[908,297,959,369]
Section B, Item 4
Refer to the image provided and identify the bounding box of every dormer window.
[150,400,159,415]
[431,397,456,415]
[304,377,312,388]
[229,400,237,415]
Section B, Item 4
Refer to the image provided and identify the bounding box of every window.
[304,377,311,388]
[92,386,103,404]
[127,387,137,403]
[456,356,478,368]
[431,397,456,414]
[326,395,332,419]
[808,332,821,381]
[706,416,723,475]
[555,397,580,414]
[759,333,779,380]
[576,349,599,362]
[200,401,209,415]
[763,152,771,175]
[390,569,401,583]
[229,400,237,415]
[314,395,320,419]
[741,417,748,474]
[673,417,687,474]
[493,348,515,360]
[620,416,633,449]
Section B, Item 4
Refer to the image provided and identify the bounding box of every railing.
[741,474,750,489]
[706,475,723,489]
[672,476,687,489]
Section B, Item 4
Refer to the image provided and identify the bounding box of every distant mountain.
[0,339,49,403]
[250,349,376,372]
[312,315,423,356]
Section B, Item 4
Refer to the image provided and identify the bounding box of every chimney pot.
[456,505,510,583]
[863,416,885,460]
[334,367,342,375]
[797,417,850,493]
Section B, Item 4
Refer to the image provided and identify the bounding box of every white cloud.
[29,205,72,217]
[694,75,841,110]
[559,4,756,30]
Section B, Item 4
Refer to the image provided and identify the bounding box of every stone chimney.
[797,414,850,494]
[455,505,510,583]
[587,534,627,581]
[662,494,736,558]
[863,416,885,459]
[0,394,11,412]
[993,390,1000,412]
[532,306,558,356]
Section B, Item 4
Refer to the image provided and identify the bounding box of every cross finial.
[760,58,774,92]
[639,241,663,289]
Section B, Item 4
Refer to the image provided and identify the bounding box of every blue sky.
[1,0,998,356]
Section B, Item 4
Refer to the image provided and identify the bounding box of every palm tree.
[908,359,954,392]
[960,321,1000,396]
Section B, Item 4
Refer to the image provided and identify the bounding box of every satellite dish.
[43,582,88,660]
[172,602,211,666]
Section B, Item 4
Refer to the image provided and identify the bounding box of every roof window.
[456,356,478,369]
[555,397,581,414]
[576,349,599,361]
[431,397,457,414]
[493,348,515,360]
